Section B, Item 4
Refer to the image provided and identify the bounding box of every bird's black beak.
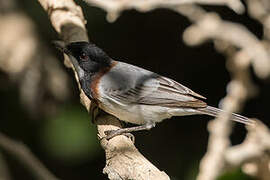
[53,41,70,55]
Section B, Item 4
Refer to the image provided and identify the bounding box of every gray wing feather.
[99,62,207,108]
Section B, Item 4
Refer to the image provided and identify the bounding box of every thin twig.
[83,0,244,22]
[197,51,255,180]
[0,132,58,180]
[38,0,270,179]
[0,152,11,180]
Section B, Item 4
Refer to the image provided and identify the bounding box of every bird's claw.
[104,130,135,143]
[124,133,135,143]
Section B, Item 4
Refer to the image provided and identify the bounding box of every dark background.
[0,0,268,179]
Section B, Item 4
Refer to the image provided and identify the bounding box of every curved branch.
[37,0,169,179]
[0,152,11,180]
[83,0,244,22]
[65,0,270,180]
[0,132,58,180]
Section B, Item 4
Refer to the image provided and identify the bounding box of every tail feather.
[197,106,255,126]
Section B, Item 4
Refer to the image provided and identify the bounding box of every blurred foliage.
[0,0,268,179]
[218,169,255,180]
[184,160,200,180]
[40,106,101,164]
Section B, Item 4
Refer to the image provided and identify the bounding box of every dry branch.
[247,0,270,40]
[224,120,270,180]
[225,120,270,166]
[0,132,58,180]
[175,4,270,180]
[175,5,269,180]
[182,12,270,79]
[80,0,270,180]
[196,50,256,180]
[37,0,169,179]
[98,115,169,180]
[0,0,70,115]
[83,0,244,22]
[0,152,11,180]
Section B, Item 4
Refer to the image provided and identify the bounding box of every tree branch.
[38,0,270,179]
[0,152,11,180]
[83,0,244,22]
[0,132,58,180]
[37,0,170,179]
[80,0,270,179]
[196,50,256,180]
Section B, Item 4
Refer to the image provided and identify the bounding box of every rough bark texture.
[82,0,270,180]
[37,0,170,179]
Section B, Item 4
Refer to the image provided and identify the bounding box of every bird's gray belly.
[99,101,169,125]
[98,99,198,125]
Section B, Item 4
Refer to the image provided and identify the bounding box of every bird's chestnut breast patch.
[90,61,117,100]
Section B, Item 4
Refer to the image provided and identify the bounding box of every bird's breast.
[89,61,118,100]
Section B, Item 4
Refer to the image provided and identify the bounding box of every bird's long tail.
[196,106,255,126]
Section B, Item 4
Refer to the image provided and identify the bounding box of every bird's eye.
[79,53,88,61]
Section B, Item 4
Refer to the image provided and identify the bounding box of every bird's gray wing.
[99,62,207,108]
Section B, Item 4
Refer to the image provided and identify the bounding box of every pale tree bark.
[0,0,70,116]
[1,0,270,179]
[37,0,170,179]
[82,0,270,180]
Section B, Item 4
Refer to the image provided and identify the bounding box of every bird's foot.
[104,129,135,143]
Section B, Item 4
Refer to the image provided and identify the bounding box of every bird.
[54,41,255,139]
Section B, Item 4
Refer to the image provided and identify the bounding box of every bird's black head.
[65,41,112,74]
